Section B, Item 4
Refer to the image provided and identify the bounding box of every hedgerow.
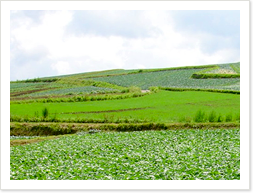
[10,122,240,136]
[191,73,240,79]
[10,92,149,104]
[159,87,240,94]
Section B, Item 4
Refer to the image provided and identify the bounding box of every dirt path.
[141,90,150,93]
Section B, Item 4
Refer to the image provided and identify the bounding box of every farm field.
[91,63,240,90]
[10,128,240,180]
[11,91,240,123]
[92,69,240,90]
[10,62,240,180]
[10,62,240,100]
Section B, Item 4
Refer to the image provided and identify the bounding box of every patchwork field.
[92,68,240,90]
[10,62,240,180]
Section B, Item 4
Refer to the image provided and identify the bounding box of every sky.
[10,10,240,81]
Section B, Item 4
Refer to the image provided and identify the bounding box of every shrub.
[208,111,217,122]
[194,110,206,122]
[217,114,223,122]
[121,89,129,93]
[128,86,141,93]
[42,107,49,119]
[225,113,233,122]
[149,86,159,93]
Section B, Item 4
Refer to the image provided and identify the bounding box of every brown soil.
[11,88,55,97]
[10,136,60,146]
[61,107,151,114]
[10,92,124,101]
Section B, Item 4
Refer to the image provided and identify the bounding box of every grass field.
[10,90,240,123]
[10,62,240,180]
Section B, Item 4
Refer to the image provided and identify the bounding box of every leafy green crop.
[230,63,240,74]
[10,82,50,92]
[92,69,240,90]
[22,86,119,97]
[10,128,240,180]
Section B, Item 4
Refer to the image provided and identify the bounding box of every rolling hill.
[10,62,240,180]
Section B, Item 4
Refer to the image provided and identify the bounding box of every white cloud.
[10,10,240,80]
[51,61,71,75]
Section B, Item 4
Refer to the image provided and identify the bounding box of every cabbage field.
[10,128,240,180]
[92,68,240,90]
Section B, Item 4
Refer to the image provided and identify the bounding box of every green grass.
[10,91,240,123]
[10,128,240,180]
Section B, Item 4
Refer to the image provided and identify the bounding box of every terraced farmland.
[92,68,240,90]
[10,62,240,180]
[20,86,119,97]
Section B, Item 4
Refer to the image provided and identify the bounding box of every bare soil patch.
[11,88,55,97]
[61,107,151,114]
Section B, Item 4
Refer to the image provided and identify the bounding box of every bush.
[225,113,233,122]
[128,86,141,93]
[191,73,240,79]
[194,110,206,122]
[208,111,217,122]
[217,114,223,122]
[42,107,49,119]
[149,86,159,93]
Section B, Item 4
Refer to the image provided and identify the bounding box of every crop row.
[10,128,240,180]
[10,82,50,92]
[230,63,240,74]
[10,82,69,94]
[92,69,240,90]
[11,92,148,104]
[20,86,119,97]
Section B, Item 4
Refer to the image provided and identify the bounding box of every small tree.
[42,107,49,119]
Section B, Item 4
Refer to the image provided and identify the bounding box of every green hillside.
[10,62,240,180]
[10,62,240,101]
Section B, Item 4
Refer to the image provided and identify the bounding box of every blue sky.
[10,10,240,81]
